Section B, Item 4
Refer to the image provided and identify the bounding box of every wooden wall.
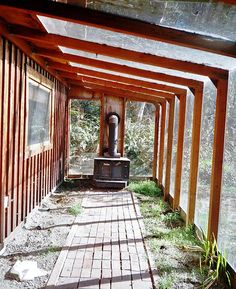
[0,37,67,245]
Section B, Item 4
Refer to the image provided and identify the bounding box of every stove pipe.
[107,113,120,158]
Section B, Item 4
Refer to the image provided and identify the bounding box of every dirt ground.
[0,182,87,289]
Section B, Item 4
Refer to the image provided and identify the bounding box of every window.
[27,79,51,148]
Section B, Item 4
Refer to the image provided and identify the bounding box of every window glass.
[28,80,51,146]
[218,70,236,271]
[170,97,180,196]
[69,99,100,175]
[180,91,194,212]
[125,101,155,177]
[194,81,216,233]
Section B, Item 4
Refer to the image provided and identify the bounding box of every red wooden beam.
[0,0,235,58]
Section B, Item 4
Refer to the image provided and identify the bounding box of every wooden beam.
[120,98,126,157]
[208,78,228,240]
[34,48,188,94]
[158,102,166,184]
[10,26,228,79]
[153,104,160,180]
[75,77,174,100]
[99,94,105,156]
[173,93,187,209]
[187,86,204,225]
[69,84,164,105]
[50,62,202,90]
[1,0,236,58]
[0,21,68,86]
[164,98,175,201]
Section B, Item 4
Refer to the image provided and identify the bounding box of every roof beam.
[10,26,228,80]
[1,0,235,58]
[34,48,187,94]
[69,75,174,100]
[69,84,165,105]
[48,61,202,89]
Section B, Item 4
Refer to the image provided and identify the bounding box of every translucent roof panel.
[38,16,236,70]
[87,1,236,41]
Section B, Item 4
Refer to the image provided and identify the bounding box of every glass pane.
[180,91,194,212]
[28,80,50,146]
[125,101,155,177]
[88,1,236,41]
[69,99,100,175]
[218,70,236,271]
[170,97,180,196]
[194,81,216,233]
[38,16,236,70]
[162,101,169,186]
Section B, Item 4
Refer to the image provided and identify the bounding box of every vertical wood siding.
[0,37,67,244]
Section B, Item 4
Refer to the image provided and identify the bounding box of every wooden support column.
[187,86,204,225]
[153,104,160,180]
[99,94,105,156]
[158,102,166,184]
[64,98,70,177]
[164,97,175,201]
[207,78,228,240]
[120,98,126,157]
[173,93,187,209]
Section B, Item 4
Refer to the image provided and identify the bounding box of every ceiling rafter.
[48,61,202,89]
[34,48,187,95]
[69,75,175,100]
[69,84,165,105]
[9,25,228,80]
[0,0,235,58]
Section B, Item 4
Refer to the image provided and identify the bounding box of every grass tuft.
[68,203,82,216]
[127,180,162,197]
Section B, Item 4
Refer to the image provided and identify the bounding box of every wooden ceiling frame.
[9,26,228,81]
[34,48,188,96]
[67,76,175,101]
[0,0,235,58]
[69,84,165,105]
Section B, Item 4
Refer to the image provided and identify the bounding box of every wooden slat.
[187,86,204,225]
[1,0,235,58]
[208,78,228,240]
[99,95,105,156]
[164,98,175,201]
[36,49,187,95]
[153,104,160,180]
[0,38,4,244]
[173,93,187,209]
[158,102,166,184]
[11,26,228,79]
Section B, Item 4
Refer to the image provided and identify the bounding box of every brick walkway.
[46,190,157,289]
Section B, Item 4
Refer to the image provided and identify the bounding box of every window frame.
[26,66,54,157]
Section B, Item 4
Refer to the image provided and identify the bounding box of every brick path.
[46,190,157,289]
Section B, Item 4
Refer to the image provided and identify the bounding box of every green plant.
[158,273,174,289]
[198,233,231,288]
[68,203,82,216]
[127,180,162,197]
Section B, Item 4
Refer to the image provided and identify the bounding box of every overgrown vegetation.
[128,180,231,288]
[127,180,161,197]
[68,203,82,216]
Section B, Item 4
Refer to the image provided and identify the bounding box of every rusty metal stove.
[93,112,130,188]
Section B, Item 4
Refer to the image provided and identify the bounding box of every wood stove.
[93,112,130,188]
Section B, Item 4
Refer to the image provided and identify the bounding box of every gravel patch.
[0,185,85,289]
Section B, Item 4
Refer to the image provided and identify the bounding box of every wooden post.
[164,97,175,201]
[158,101,166,184]
[187,86,204,225]
[120,98,126,157]
[173,93,187,209]
[99,94,105,156]
[207,78,228,240]
[153,104,160,180]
